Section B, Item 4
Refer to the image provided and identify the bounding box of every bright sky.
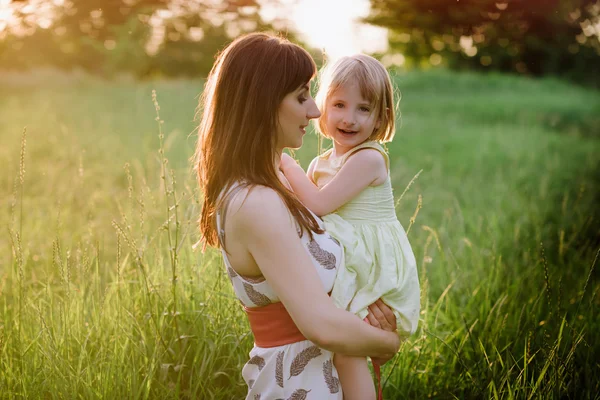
[261,0,388,60]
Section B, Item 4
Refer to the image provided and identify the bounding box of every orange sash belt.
[246,302,385,400]
[244,301,306,348]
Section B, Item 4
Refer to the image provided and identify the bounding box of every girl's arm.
[281,150,387,216]
[231,186,400,359]
[305,157,318,183]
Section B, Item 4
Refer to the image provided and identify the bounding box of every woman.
[196,32,400,399]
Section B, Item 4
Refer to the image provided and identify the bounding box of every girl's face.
[276,83,321,150]
[324,82,381,155]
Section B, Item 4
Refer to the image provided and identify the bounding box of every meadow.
[1,69,599,399]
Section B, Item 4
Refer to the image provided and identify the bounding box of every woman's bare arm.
[230,186,399,358]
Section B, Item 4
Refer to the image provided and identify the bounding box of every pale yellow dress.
[312,141,421,337]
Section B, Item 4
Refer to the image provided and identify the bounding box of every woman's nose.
[307,99,321,119]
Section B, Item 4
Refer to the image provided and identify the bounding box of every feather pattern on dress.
[276,351,285,388]
[248,355,266,371]
[226,266,238,278]
[289,345,322,379]
[307,239,337,270]
[323,359,340,393]
[287,389,311,400]
[243,274,266,284]
[244,283,272,306]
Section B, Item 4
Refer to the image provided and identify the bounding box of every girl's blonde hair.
[315,54,396,143]
[195,32,323,249]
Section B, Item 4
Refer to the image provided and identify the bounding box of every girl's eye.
[360,106,370,112]
[334,103,344,108]
[298,96,307,104]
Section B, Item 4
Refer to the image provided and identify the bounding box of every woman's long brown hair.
[196,32,323,249]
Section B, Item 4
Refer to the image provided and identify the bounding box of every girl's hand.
[365,299,397,333]
[280,153,298,172]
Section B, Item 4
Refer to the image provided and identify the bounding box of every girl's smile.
[325,82,380,155]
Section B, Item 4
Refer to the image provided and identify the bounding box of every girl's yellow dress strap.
[340,140,390,172]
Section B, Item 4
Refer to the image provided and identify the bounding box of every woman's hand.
[365,299,397,333]
[371,345,399,366]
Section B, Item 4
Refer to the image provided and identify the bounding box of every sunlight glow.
[0,0,57,37]
[260,0,388,61]
[0,0,16,34]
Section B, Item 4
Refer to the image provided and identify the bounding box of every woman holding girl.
[196,32,400,399]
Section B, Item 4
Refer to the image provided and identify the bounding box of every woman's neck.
[274,147,293,190]
[274,148,282,171]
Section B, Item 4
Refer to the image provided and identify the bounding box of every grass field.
[1,69,599,399]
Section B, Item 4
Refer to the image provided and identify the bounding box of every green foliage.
[93,13,155,76]
[367,0,600,87]
[0,71,599,398]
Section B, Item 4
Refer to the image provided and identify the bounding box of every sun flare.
[0,0,15,33]
[262,0,388,61]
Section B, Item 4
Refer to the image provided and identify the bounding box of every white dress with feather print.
[217,204,344,400]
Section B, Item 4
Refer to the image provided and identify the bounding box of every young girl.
[280,54,421,400]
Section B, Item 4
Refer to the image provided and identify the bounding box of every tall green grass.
[1,69,599,399]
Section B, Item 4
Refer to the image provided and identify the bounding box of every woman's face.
[276,83,321,150]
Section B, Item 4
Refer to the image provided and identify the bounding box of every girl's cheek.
[326,110,339,120]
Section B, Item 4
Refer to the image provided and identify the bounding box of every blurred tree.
[0,0,306,77]
[54,0,166,72]
[147,0,289,77]
[366,0,600,86]
[0,0,163,74]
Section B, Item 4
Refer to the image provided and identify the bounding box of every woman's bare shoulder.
[227,185,293,232]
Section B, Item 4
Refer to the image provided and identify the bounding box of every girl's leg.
[333,353,376,400]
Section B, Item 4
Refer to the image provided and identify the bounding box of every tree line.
[1,0,598,86]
